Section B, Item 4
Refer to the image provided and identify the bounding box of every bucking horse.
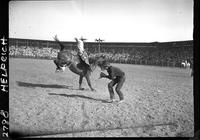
[53,35,104,91]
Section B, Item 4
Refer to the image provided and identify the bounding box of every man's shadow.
[16,81,74,89]
[48,93,110,103]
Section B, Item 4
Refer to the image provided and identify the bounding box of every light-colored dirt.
[9,58,193,137]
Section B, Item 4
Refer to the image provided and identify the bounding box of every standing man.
[98,60,126,103]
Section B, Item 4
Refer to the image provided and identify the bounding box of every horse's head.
[97,59,110,71]
[88,55,110,71]
[54,59,71,73]
[53,50,78,73]
[88,55,107,71]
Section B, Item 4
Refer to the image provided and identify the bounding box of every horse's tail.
[88,57,97,72]
[87,65,93,73]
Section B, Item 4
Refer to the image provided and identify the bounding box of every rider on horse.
[74,37,91,71]
[53,35,99,91]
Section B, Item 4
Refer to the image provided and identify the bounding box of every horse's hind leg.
[191,69,193,77]
[79,75,84,90]
[85,74,95,91]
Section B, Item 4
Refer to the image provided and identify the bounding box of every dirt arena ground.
[9,58,193,138]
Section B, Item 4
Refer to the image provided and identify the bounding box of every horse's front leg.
[191,68,193,77]
[85,74,95,91]
[79,75,84,90]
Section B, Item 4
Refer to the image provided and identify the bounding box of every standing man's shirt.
[106,66,125,80]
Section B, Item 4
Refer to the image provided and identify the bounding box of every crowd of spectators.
[88,45,193,67]
[9,41,193,68]
[9,45,59,59]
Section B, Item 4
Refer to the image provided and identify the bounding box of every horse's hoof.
[55,68,64,73]
[55,70,60,73]
[79,88,84,90]
[91,89,96,92]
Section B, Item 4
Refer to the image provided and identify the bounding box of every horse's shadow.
[48,93,110,103]
[16,81,73,89]
[16,81,110,103]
